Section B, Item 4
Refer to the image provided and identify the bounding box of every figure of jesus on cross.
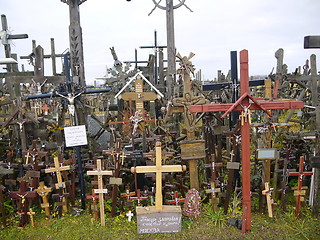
[189,49,304,233]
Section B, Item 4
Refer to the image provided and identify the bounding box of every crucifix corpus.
[131,141,186,234]
[189,49,304,233]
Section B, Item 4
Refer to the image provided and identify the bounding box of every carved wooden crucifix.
[189,49,304,233]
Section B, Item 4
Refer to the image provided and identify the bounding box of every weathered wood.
[36,182,52,217]
[262,182,275,218]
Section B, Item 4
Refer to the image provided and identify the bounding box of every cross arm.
[87,170,113,176]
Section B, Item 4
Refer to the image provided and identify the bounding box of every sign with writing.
[64,125,88,147]
[256,148,277,160]
[137,211,181,234]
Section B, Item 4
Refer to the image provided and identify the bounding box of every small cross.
[42,104,50,116]
[27,208,35,227]
[126,210,134,222]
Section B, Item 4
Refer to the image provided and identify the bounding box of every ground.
[0,203,319,240]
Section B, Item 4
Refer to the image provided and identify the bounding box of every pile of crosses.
[0,12,320,235]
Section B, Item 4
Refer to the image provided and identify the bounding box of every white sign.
[64,125,88,147]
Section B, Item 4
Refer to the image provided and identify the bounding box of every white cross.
[126,210,134,222]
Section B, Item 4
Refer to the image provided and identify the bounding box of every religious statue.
[55,91,83,116]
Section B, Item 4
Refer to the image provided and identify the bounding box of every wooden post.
[87,159,112,226]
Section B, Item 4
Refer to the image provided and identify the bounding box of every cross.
[126,210,134,222]
[131,141,186,211]
[204,154,223,183]
[121,185,136,206]
[36,182,52,217]
[131,189,148,207]
[261,182,276,218]
[0,14,28,72]
[289,156,313,217]
[168,191,185,206]
[86,189,98,221]
[52,184,69,217]
[148,0,193,98]
[205,182,221,213]
[27,208,35,227]
[9,180,38,228]
[87,159,112,226]
[189,49,305,233]
[174,174,189,198]
[115,72,163,117]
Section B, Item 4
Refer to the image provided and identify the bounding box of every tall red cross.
[189,49,304,233]
[289,156,313,217]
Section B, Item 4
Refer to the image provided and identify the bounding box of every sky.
[1,0,320,86]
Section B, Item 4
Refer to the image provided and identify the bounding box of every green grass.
[0,204,319,240]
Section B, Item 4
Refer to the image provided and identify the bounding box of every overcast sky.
[1,0,320,85]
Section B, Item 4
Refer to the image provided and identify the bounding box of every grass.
[0,203,319,240]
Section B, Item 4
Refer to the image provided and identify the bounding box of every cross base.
[136,206,181,234]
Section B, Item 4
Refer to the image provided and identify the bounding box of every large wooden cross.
[87,159,112,226]
[131,141,186,211]
[189,49,304,233]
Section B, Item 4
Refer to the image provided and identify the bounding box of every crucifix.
[173,53,209,191]
[189,49,305,233]
[289,156,313,217]
[9,180,38,228]
[87,159,112,227]
[168,191,185,206]
[44,157,70,212]
[131,189,148,207]
[36,182,52,217]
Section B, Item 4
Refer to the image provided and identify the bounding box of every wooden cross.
[52,184,69,217]
[86,189,98,221]
[131,141,186,211]
[131,189,148,207]
[262,182,275,218]
[45,157,71,190]
[115,72,163,116]
[204,154,223,183]
[45,156,70,212]
[120,185,136,208]
[189,49,305,233]
[9,181,38,228]
[27,208,35,227]
[36,182,52,217]
[87,159,112,226]
[168,191,185,206]
[206,182,221,213]
[174,174,189,198]
[289,156,313,217]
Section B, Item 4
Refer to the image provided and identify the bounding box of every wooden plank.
[294,190,306,196]
[109,177,122,185]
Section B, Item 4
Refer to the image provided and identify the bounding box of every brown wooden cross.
[115,72,163,116]
[189,49,304,233]
[131,189,148,207]
[86,189,98,221]
[205,182,221,213]
[52,184,69,217]
[131,141,186,211]
[9,181,38,228]
[36,182,52,217]
[168,191,185,206]
[87,159,112,226]
[289,156,313,217]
